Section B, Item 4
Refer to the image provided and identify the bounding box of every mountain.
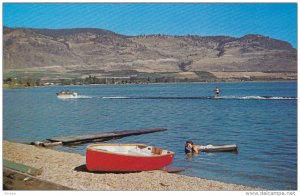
[3,27,297,74]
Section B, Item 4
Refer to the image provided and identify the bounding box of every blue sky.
[3,3,297,48]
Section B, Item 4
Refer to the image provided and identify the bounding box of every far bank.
[3,70,297,89]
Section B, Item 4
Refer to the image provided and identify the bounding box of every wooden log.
[3,159,42,176]
[42,141,63,147]
[30,141,63,147]
[47,128,167,145]
[3,168,72,190]
[30,141,44,147]
[160,166,185,173]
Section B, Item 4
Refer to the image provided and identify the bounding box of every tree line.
[3,74,214,88]
[4,77,42,87]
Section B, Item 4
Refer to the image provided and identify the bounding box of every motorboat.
[56,91,78,99]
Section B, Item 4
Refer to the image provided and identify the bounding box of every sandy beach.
[3,140,261,191]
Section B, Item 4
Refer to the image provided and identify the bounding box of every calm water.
[3,82,297,190]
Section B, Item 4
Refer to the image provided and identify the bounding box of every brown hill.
[3,27,297,74]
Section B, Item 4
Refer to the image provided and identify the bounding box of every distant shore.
[3,140,262,191]
[3,79,297,90]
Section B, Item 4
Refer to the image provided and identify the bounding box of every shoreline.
[3,140,262,191]
[3,79,297,90]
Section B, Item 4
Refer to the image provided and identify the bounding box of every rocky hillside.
[3,27,297,73]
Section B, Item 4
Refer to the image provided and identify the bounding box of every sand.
[3,140,261,191]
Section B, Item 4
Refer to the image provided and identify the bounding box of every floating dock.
[31,128,167,147]
[198,144,238,152]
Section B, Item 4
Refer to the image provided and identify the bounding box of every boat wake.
[76,95,93,99]
[100,96,296,100]
[217,96,297,100]
[102,96,130,99]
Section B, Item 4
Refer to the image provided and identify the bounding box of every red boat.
[86,143,175,172]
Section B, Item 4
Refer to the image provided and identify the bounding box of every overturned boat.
[56,91,78,99]
[86,143,175,172]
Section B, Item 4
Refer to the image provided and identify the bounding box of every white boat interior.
[90,145,171,156]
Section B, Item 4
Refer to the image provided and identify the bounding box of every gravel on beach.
[3,140,261,191]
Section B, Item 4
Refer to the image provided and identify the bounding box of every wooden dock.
[32,128,167,147]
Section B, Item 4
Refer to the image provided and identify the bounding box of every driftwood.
[42,141,63,147]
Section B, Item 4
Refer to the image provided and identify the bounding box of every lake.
[3,82,297,190]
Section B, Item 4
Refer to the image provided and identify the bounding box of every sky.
[3,3,297,48]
